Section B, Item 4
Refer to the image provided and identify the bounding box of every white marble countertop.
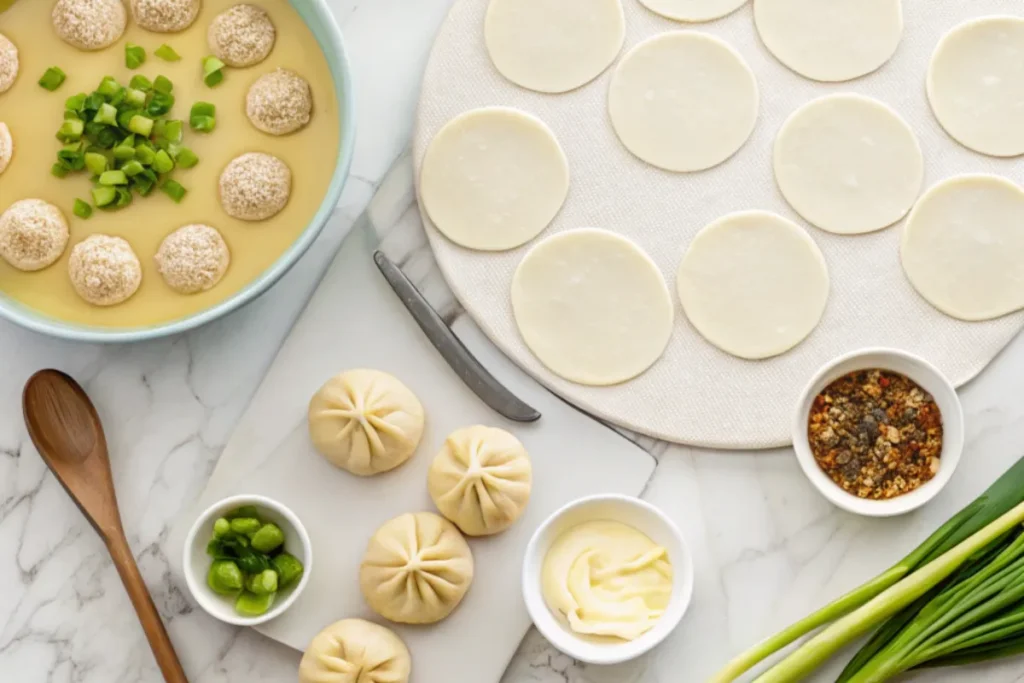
[3,1,1024,682]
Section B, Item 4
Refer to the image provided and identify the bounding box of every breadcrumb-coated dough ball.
[246,68,312,135]
[155,224,230,294]
[0,122,12,175]
[0,33,19,94]
[131,0,201,33]
[0,199,69,272]
[218,152,291,221]
[208,4,276,67]
[68,235,142,306]
[52,0,127,51]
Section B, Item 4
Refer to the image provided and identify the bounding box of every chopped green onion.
[155,119,183,143]
[125,44,146,69]
[146,91,175,117]
[128,114,154,137]
[116,108,140,130]
[65,93,87,111]
[38,67,66,91]
[173,146,199,169]
[108,87,127,107]
[201,56,225,87]
[129,74,153,92]
[98,170,128,186]
[51,163,70,178]
[155,44,181,62]
[113,144,136,161]
[190,115,215,133]
[93,102,118,125]
[161,179,187,203]
[92,186,117,207]
[152,148,174,173]
[133,168,158,196]
[56,119,84,142]
[124,88,147,108]
[84,152,108,176]
[153,75,173,94]
[114,187,133,208]
[190,101,216,118]
[189,101,216,131]
[84,92,105,111]
[121,160,145,176]
[135,144,156,166]
[63,110,81,121]
[73,199,92,219]
[57,142,85,170]
[96,76,121,98]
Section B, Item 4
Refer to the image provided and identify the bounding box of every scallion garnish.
[125,44,146,70]
[51,163,70,178]
[96,76,120,98]
[128,114,154,137]
[121,160,145,177]
[38,67,66,91]
[153,75,173,95]
[161,179,187,203]
[129,74,153,92]
[98,170,128,186]
[65,92,87,111]
[125,88,147,108]
[172,146,199,169]
[155,44,181,62]
[152,149,174,174]
[92,186,117,207]
[73,199,92,219]
[84,152,108,176]
[189,101,216,132]
[146,91,175,117]
[201,57,225,87]
[56,119,84,143]
[93,102,118,126]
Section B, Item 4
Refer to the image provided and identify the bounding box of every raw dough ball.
[155,224,230,294]
[0,32,18,94]
[308,369,425,476]
[298,619,411,683]
[511,228,674,385]
[68,235,142,306]
[639,0,747,22]
[52,0,127,51]
[360,512,474,624]
[420,107,569,251]
[219,152,291,221]
[927,16,1024,157]
[428,426,532,537]
[677,211,829,360]
[208,4,276,67]
[484,0,624,93]
[130,0,200,33]
[774,94,923,235]
[246,68,312,135]
[608,31,758,172]
[0,199,69,272]
[0,122,12,175]
[901,175,1024,321]
[753,0,903,82]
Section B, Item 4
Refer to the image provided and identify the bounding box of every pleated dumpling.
[428,425,533,536]
[308,369,425,476]
[360,512,474,624]
[298,618,411,683]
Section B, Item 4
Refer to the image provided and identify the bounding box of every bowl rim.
[182,493,313,627]
[521,493,694,665]
[0,0,357,343]
[791,347,965,517]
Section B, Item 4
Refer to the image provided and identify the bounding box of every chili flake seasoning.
[808,369,943,500]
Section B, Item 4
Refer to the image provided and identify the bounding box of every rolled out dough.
[419,107,569,251]
[753,0,903,82]
[484,0,624,94]
[901,175,1024,321]
[638,0,748,23]
[927,16,1024,158]
[774,93,923,235]
[677,211,830,360]
[607,31,758,173]
[511,229,673,386]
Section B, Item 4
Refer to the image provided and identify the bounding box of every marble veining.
[3,1,1024,682]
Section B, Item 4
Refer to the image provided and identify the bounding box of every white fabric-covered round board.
[774,94,923,235]
[415,0,1024,448]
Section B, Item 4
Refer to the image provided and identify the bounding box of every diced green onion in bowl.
[38,67,66,91]
[125,44,146,70]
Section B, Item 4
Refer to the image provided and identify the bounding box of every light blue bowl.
[0,0,356,343]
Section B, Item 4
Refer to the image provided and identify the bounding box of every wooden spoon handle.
[107,537,189,683]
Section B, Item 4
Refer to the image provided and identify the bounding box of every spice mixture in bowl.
[792,348,964,517]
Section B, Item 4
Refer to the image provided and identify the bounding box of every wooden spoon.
[23,369,189,683]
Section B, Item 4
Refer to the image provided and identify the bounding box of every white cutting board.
[167,221,655,683]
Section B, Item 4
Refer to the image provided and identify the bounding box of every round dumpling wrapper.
[360,512,474,624]
[428,425,532,536]
[308,369,425,476]
[298,618,411,683]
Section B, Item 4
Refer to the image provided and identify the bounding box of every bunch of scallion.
[711,455,1024,682]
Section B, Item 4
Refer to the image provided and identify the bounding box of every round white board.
[415,0,1024,448]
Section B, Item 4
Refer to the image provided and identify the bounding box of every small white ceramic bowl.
[793,348,964,517]
[522,494,694,665]
[182,494,312,626]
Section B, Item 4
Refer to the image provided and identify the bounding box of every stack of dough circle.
[428,425,532,537]
[901,175,1024,321]
[927,16,1024,157]
[677,211,829,360]
[484,0,624,94]
[773,94,923,235]
[639,0,748,22]
[360,512,474,624]
[608,31,758,173]
[308,369,425,476]
[299,619,411,683]
[511,228,673,386]
[419,107,569,251]
[753,0,903,82]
